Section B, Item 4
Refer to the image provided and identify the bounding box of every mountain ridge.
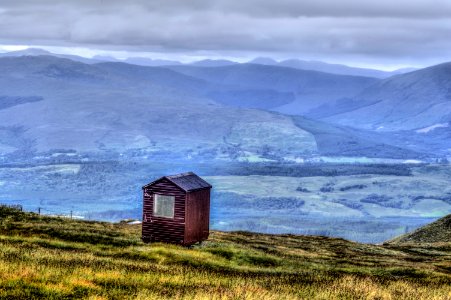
[248,56,417,78]
[0,48,419,78]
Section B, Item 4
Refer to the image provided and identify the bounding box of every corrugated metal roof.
[143,172,212,192]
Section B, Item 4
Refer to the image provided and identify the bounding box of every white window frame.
[153,194,175,218]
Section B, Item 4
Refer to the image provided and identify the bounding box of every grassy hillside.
[0,207,450,299]
[387,214,451,245]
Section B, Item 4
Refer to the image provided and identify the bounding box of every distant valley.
[0,49,450,243]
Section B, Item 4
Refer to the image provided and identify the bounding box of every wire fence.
[0,203,84,220]
[1,203,141,223]
[0,204,23,211]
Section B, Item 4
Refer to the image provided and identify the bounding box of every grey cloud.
[3,0,451,18]
[0,0,451,65]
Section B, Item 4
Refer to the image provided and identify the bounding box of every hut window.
[153,194,175,218]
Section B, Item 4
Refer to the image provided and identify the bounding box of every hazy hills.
[1,47,416,77]
[190,59,238,67]
[0,52,450,160]
[0,48,101,65]
[168,64,377,114]
[0,56,319,160]
[249,57,416,78]
[321,62,451,131]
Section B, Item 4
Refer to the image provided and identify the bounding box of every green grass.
[0,207,450,299]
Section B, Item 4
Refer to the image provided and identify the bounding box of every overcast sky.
[1,0,451,69]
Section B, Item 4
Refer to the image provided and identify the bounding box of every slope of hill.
[95,61,297,110]
[323,62,451,131]
[0,206,449,299]
[168,64,378,114]
[291,116,424,158]
[388,214,451,244]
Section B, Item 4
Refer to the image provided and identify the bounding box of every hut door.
[187,193,203,242]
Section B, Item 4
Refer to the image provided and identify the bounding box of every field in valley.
[207,164,451,242]
[0,162,450,243]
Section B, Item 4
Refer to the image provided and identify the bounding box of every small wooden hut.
[141,172,212,245]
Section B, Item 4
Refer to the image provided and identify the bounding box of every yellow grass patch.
[0,208,450,299]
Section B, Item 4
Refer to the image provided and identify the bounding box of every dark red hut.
[141,172,212,245]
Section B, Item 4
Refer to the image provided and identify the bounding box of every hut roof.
[142,172,212,192]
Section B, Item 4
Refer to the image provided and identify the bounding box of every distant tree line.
[212,162,413,177]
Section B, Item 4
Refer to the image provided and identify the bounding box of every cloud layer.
[1,0,450,65]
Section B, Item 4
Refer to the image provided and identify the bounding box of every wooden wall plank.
[142,178,186,244]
